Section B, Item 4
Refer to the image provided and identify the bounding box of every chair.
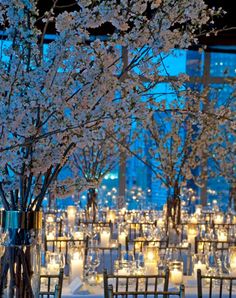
[197,269,236,298]
[39,268,64,298]
[195,237,236,259]
[104,268,185,298]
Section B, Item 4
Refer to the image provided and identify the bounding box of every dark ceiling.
[36,0,236,47]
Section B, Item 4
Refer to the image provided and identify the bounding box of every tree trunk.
[166,183,181,228]
[86,188,98,222]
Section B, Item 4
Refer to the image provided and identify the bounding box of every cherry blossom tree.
[0,0,223,296]
[69,126,124,221]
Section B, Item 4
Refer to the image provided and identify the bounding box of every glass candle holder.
[106,210,116,223]
[192,254,207,278]
[67,205,77,226]
[217,228,228,242]
[46,252,64,274]
[169,261,183,285]
[229,246,236,272]
[214,212,224,224]
[70,248,84,281]
[100,227,111,247]
[144,246,159,275]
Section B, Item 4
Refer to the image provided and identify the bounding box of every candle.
[144,246,159,275]
[67,205,77,226]
[145,262,158,275]
[170,268,183,285]
[87,273,97,285]
[187,224,198,251]
[100,229,110,247]
[70,251,84,281]
[193,261,207,278]
[169,262,183,285]
[118,231,127,247]
[107,210,116,223]
[195,205,202,216]
[229,247,236,272]
[47,261,60,275]
[214,212,224,224]
[46,215,55,223]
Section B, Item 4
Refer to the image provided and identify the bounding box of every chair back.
[103,268,171,298]
[39,268,64,298]
[197,268,236,298]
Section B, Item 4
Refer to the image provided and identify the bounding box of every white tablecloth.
[62,276,236,298]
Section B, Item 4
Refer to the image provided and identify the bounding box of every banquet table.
[61,276,236,298]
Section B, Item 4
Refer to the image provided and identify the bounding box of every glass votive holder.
[46,251,64,274]
[192,254,207,278]
[169,261,183,285]
[87,271,97,286]
[229,246,236,273]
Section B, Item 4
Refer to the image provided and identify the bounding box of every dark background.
[37,0,236,47]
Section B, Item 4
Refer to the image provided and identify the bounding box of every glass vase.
[0,210,42,298]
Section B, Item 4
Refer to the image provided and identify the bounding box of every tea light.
[70,251,84,281]
[87,273,97,285]
[100,228,110,247]
[193,261,207,278]
[187,224,198,250]
[96,274,103,284]
[67,205,77,226]
[169,262,183,285]
[214,212,224,224]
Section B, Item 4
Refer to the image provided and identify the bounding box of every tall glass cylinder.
[0,210,42,298]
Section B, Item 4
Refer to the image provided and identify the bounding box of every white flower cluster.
[0,0,227,211]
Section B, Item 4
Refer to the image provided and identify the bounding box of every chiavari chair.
[104,268,185,298]
[39,268,64,298]
[195,237,236,259]
[197,269,236,298]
